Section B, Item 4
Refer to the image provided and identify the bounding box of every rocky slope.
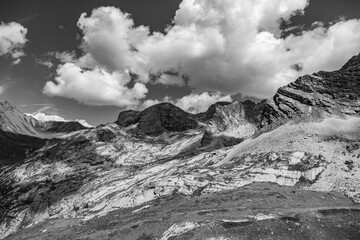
[260,53,360,128]
[0,100,40,137]
[1,53,360,239]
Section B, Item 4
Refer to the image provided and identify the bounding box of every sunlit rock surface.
[2,117,360,239]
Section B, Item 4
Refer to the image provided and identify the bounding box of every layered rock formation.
[260,53,360,128]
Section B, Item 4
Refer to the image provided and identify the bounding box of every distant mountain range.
[0,100,90,164]
[1,53,360,239]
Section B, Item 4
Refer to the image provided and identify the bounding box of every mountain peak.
[341,53,360,71]
[116,103,198,136]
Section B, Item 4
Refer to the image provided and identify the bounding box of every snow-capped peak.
[26,112,93,128]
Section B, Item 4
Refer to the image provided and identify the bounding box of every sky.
[0,0,360,125]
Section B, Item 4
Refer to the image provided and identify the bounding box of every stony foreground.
[5,184,360,240]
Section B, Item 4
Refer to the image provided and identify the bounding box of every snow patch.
[26,112,93,128]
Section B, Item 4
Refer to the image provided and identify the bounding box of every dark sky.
[0,0,359,125]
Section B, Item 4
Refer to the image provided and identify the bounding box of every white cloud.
[0,22,27,59]
[0,86,4,95]
[138,0,360,98]
[26,112,93,128]
[142,92,232,113]
[12,58,21,65]
[43,7,150,107]
[28,112,67,122]
[156,74,185,86]
[50,51,77,63]
[44,1,360,107]
[43,63,148,107]
[36,59,53,68]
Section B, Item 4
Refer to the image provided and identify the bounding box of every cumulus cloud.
[0,22,27,59]
[43,63,148,106]
[156,74,186,87]
[142,92,232,113]
[138,0,360,98]
[43,7,150,107]
[27,112,68,122]
[44,0,360,106]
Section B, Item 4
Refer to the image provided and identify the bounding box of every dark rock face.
[260,53,360,128]
[116,110,140,128]
[241,100,266,125]
[116,103,198,136]
[97,129,116,142]
[138,103,198,136]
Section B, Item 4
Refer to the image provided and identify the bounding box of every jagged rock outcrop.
[260,53,360,128]
[197,100,264,135]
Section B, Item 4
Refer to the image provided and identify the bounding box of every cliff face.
[196,101,264,138]
[260,53,360,128]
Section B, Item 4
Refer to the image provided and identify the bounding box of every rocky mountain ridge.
[116,100,264,138]
[260,53,360,129]
[1,53,360,239]
[0,100,89,138]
